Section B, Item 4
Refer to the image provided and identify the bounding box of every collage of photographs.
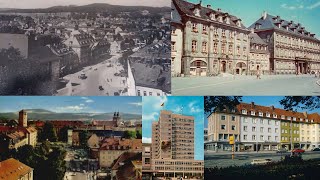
[0,0,320,180]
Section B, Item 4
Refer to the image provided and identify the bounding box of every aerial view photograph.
[142,96,204,179]
[171,0,320,95]
[0,96,142,180]
[204,96,320,179]
[0,0,171,96]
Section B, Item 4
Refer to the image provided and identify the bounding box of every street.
[56,41,128,96]
[172,74,320,95]
[205,151,320,168]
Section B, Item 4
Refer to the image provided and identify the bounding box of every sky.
[204,96,320,128]
[0,96,142,114]
[188,0,320,39]
[0,0,170,8]
[142,96,204,160]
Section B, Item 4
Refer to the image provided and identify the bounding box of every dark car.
[99,86,104,91]
[292,148,305,153]
[312,148,320,151]
[276,148,288,153]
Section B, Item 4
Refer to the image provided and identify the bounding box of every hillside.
[0,109,141,120]
[0,3,170,14]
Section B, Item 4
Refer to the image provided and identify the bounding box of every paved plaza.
[172,74,320,95]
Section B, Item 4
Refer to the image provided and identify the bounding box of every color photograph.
[171,0,320,95]
[142,96,204,179]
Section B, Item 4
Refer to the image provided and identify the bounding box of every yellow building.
[0,158,33,180]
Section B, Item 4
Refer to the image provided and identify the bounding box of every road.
[205,151,320,168]
[56,53,128,96]
[172,74,320,95]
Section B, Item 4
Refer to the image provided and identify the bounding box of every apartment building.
[205,102,320,152]
[249,12,320,74]
[148,110,204,179]
[206,111,241,151]
[171,0,250,76]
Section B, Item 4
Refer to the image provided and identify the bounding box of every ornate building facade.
[171,0,250,76]
[249,12,320,74]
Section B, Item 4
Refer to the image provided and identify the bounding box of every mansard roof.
[249,13,320,42]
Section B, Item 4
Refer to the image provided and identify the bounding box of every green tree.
[39,122,58,142]
[79,131,89,148]
[124,130,137,139]
[16,145,37,168]
[204,96,242,114]
[58,126,69,142]
[136,129,142,139]
[280,96,320,111]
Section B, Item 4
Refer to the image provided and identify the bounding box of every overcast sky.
[0,0,170,8]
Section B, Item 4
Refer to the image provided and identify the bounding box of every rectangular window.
[243,126,247,132]
[143,91,147,96]
[252,126,256,132]
[268,128,271,133]
[137,90,141,96]
[231,125,236,130]
[192,40,197,52]
[260,135,264,141]
[221,125,226,130]
[252,135,256,140]
[192,23,198,32]
[171,41,176,51]
[268,120,271,125]
[242,109,247,114]
[231,116,235,121]
[221,115,226,120]
[202,42,207,53]
[260,127,263,132]
[244,135,247,140]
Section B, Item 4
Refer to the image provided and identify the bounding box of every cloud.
[143,112,159,121]
[281,3,304,10]
[190,107,202,113]
[85,99,94,103]
[56,105,87,112]
[307,1,320,9]
[79,103,85,106]
[142,137,152,143]
[128,102,142,106]
[81,97,89,100]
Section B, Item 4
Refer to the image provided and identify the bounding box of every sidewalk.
[205,150,276,155]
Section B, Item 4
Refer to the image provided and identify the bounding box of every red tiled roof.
[236,103,320,123]
[100,138,142,151]
[0,158,33,180]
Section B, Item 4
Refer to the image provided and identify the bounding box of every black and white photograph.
[0,0,171,96]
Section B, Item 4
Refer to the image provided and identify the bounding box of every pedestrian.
[256,70,261,79]
[315,71,318,78]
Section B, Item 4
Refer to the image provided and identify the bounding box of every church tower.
[19,110,28,127]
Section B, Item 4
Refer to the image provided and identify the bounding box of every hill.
[0,3,170,14]
[0,109,141,121]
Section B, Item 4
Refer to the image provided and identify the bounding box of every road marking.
[173,80,237,92]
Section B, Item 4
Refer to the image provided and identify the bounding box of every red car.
[292,148,305,153]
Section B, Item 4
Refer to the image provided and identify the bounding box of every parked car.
[99,86,104,91]
[251,159,272,165]
[312,148,320,151]
[276,148,288,153]
[292,148,305,153]
[78,73,87,79]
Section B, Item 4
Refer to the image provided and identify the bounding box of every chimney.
[251,102,255,108]
[217,8,221,12]
[261,11,267,20]
[207,5,211,8]
[271,106,275,110]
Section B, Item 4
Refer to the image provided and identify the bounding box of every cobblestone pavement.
[172,74,320,95]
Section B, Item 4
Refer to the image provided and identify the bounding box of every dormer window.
[300,118,303,121]
[242,109,247,114]
[255,23,261,29]
[251,111,255,116]
[226,17,230,24]
[259,112,263,117]
[287,116,291,120]
[266,112,270,117]
[194,8,200,17]
[236,20,241,27]
[218,15,223,22]
[210,13,215,20]
[293,117,296,121]
[281,115,285,119]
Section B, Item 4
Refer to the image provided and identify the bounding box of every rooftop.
[0,158,33,180]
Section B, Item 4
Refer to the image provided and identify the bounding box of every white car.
[251,159,272,165]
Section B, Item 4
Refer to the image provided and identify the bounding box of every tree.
[39,122,58,142]
[204,96,242,114]
[58,126,69,142]
[124,130,137,139]
[16,145,37,168]
[280,96,320,111]
[136,130,142,139]
[79,131,89,148]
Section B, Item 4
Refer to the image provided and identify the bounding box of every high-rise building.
[147,110,204,179]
